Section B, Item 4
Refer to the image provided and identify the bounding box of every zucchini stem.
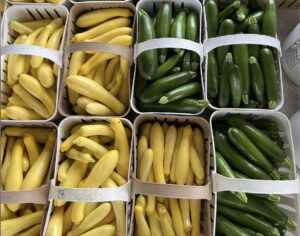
[270,169,280,180]
[159,96,169,104]
[268,194,280,202]
[280,158,293,170]
[285,217,296,232]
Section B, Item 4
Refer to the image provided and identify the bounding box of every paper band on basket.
[203,34,282,56]
[133,38,204,63]
[65,42,133,64]
[0,185,49,204]
[131,177,212,200]
[48,179,130,202]
[0,44,63,67]
[212,172,300,195]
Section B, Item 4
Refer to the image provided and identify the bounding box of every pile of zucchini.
[135,4,207,113]
[213,116,296,236]
[205,0,279,109]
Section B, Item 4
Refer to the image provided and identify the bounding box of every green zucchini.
[217,19,235,72]
[205,0,219,38]
[138,98,208,114]
[233,43,250,104]
[216,215,252,236]
[207,51,219,100]
[241,99,260,108]
[239,226,264,236]
[228,63,242,108]
[186,11,199,71]
[247,17,260,59]
[217,192,296,231]
[155,3,172,64]
[155,50,185,79]
[249,56,266,106]
[171,10,186,52]
[158,82,201,104]
[214,130,271,180]
[260,47,278,109]
[216,152,248,202]
[219,1,241,23]
[226,116,293,169]
[137,9,158,80]
[262,0,277,37]
[218,204,281,236]
[218,52,233,108]
[236,4,249,21]
[235,11,263,33]
[182,51,191,71]
[134,72,148,101]
[140,71,196,104]
[228,127,280,179]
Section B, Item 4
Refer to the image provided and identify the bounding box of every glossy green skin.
[229,64,242,108]
[247,19,260,59]
[214,130,271,180]
[233,44,250,104]
[155,3,172,64]
[155,50,185,79]
[218,204,278,236]
[207,51,219,100]
[182,52,191,71]
[228,127,275,174]
[216,151,235,178]
[170,10,186,39]
[262,0,277,37]
[160,82,201,104]
[138,98,208,113]
[186,11,199,72]
[217,192,289,227]
[205,0,218,38]
[217,215,252,236]
[137,10,158,80]
[249,56,266,106]
[217,19,235,72]
[260,47,278,109]
[134,72,148,101]
[218,1,241,24]
[140,71,196,104]
[226,116,286,162]
[218,53,233,108]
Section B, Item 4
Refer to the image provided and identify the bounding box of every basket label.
[48,180,130,202]
[0,185,49,204]
[284,38,300,69]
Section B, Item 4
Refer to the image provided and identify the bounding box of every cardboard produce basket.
[0,4,68,122]
[210,110,300,236]
[0,121,57,236]
[42,116,134,236]
[129,114,213,236]
[131,0,206,116]
[58,2,135,118]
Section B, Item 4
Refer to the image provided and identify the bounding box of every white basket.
[70,0,132,5]
[130,0,206,116]
[129,114,213,236]
[0,4,69,122]
[202,0,284,111]
[0,120,57,236]
[42,116,134,236]
[209,110,300,236]
[7,0,68,6]
[58,2,135,118]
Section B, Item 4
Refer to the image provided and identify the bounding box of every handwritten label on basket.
[284,38,300,69]
[49,180,130,202]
